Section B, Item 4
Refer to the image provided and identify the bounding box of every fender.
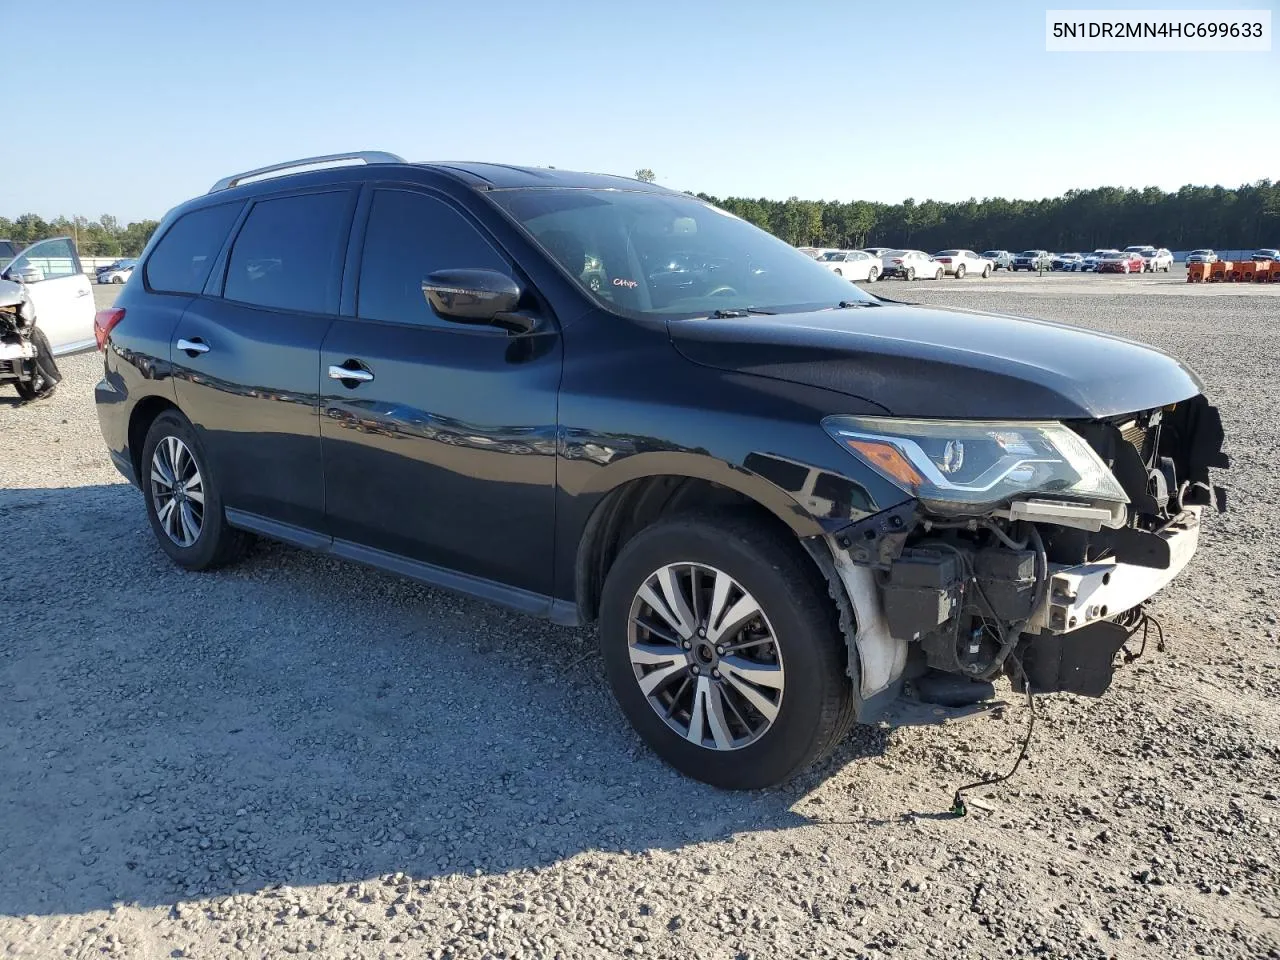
[570,448,830,538]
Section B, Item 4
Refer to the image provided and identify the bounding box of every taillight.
[94,308,125,350]
[892,258,903,264]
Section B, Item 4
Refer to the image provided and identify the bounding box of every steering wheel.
[706,286,739,298]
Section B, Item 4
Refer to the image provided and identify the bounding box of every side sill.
[225,508,331,551]
[223,508,577,624]
[331,537,554,620]
[52,338,99,358]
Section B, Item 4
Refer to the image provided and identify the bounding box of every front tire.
[598,515,856,790]
[934,267,944,280]
[905,267,916,281]
[141,410,247,570]
[867,266,879,282]
[981,264,992,278]
[955,264,966,279]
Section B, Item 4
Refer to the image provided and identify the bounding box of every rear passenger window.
[145,202,242,294]
[224,192,351,314]
[357,189,509,328]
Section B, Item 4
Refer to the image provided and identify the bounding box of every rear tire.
[867,266,879,282]
[140,410,248,571]
[598,514,856,790]
[955,264,966,279]
[905,267,916,281]
[934,267,944,280]
[981,265,991,278]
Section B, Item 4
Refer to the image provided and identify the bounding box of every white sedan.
[881,250,944,281]
[815,249,881,282]
[931,249,994,279]
[99,261,136,284]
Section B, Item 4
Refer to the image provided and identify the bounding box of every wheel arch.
[571,458,827,625]
[127,395,181,482]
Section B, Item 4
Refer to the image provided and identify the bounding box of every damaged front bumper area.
[815,395,1228,723]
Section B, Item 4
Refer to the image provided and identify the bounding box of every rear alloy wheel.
[141,410,247,570]
[867,266,879,282]
[599,515,856,789]
[905,267,916,281]
[955,264,966,279]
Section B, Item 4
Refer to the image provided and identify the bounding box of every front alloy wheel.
[628,562,784,750]
[599,514,857,789]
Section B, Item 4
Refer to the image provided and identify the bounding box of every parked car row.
[1186,248,1280,264]
[807,247,996,282]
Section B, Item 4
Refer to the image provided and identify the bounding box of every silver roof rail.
[208,151,406,193]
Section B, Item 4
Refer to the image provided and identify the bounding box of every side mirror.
[4,266,41,284]
[423,269,523,327]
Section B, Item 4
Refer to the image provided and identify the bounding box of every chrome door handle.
[176,338,210,355]
[328,364,373,382]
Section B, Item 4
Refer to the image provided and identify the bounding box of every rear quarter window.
[144,202,243,294]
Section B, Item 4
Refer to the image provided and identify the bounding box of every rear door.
[319,185,561,595]
[2,237,95,353]
[172,188,357,532]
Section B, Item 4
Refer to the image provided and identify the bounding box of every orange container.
[1255,262,1273,282]
[1186,261,1211,282]
[1237,261,1257,282]
[1209,260,1231,281]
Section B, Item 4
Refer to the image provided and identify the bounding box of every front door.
[3,237,95,353]
[320,187,561,595]
[173,188,356,532]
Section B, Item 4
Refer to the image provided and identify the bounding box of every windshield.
[488,188,875,317]
[935,250,959,256]
[981,251,1001,258]
[818,251,846,261]
[1019,250,1039,257]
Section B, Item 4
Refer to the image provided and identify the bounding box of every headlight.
[822,416,1129,514]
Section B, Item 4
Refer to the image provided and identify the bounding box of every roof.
[419,162,670,192]
[205,152,672,198]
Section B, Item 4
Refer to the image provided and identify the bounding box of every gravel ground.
[1,275,1277,959]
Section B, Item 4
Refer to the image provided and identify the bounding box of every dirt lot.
[2,272,1277,959]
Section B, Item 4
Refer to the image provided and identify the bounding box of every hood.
[668,302,1203,420]
[0,278,28,310]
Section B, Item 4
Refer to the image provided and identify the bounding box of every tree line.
[691,180,1280,253]
[0,213,160,258]
[7,177,1279,261]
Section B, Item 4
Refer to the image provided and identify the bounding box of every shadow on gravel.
[0,485,889,918]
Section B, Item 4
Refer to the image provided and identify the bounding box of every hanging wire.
[950,654,1037,817]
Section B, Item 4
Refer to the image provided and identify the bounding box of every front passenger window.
[357,189,511,328]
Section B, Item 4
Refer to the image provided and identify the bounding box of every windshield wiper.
[709,307,776,318]
[836,299,879,308]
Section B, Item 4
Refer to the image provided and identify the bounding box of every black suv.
[94,152,1227,790]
